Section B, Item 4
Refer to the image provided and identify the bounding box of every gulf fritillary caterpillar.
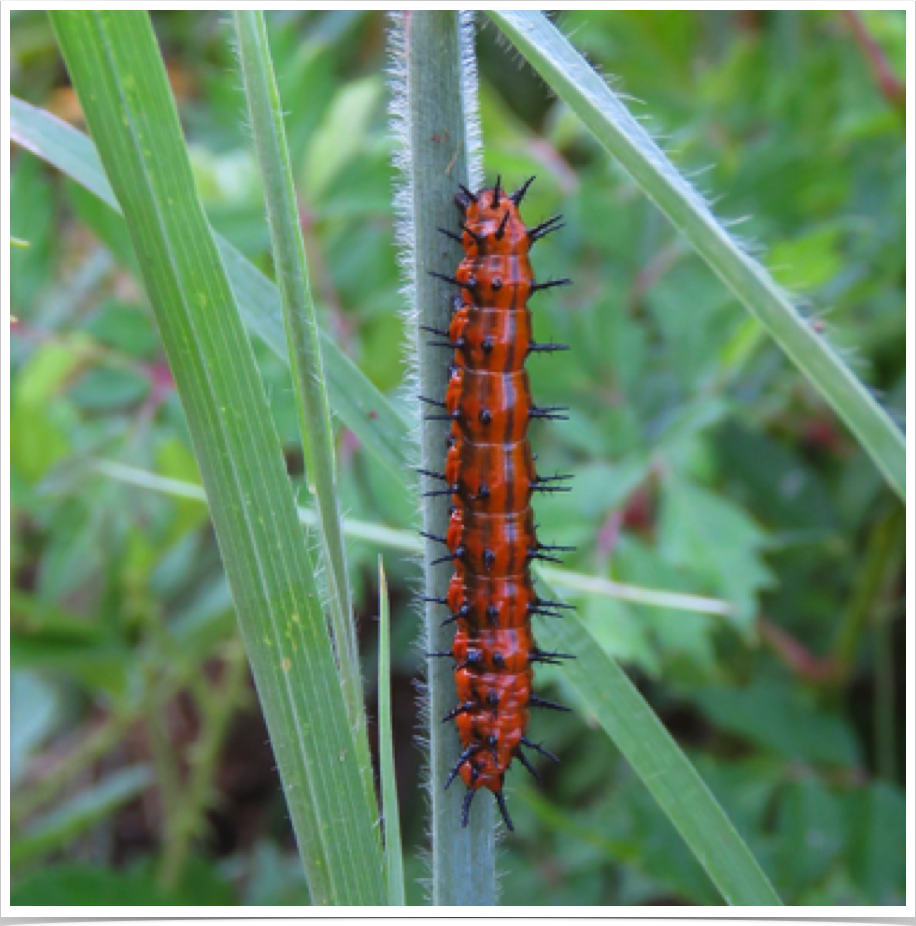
[420,176,574,831]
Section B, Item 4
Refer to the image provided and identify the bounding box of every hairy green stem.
[389,10,496,905]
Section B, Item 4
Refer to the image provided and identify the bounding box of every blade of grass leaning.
[9,96,411,493]
[49,12,383,904]
[96,459,738,620]
[389,11,496,904]
[534,580,782,906]
[233,11,360,729]
[488,11,905,503]
[377,558,406,906]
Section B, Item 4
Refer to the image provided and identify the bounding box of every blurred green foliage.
[9,10,905,906]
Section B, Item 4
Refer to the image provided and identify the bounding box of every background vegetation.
[9,10,905,906]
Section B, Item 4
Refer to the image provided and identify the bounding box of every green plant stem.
[143,665,184,879]
[390,10,496,905]
[841,507,904,781]
[873,604,897,782]
[159,640,250,891]
[832,506,904,679]
[488,10,905,503]
[139,608,188,890]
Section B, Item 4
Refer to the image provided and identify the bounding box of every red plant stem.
[759,617,840,684]
[842,11,905,111]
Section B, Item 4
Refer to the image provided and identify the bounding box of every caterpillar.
[421,176,574,831]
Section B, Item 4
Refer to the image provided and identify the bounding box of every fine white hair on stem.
[386,11,421,456]
[458,11,484,190]
[386,10,498,904]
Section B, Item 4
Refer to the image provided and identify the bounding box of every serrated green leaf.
[690,681,861,769]
[659,477,773,628]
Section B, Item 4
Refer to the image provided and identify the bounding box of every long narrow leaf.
[489,11,905,503]
[49,12,383,904]
[97,459,736,620]
[378,559,406,906]
[536,581,782,906]
[233,11,362,735]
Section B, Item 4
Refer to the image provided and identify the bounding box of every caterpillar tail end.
[458,786,515,833]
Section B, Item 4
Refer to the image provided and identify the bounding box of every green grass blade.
[233,11,361,731]
[535,583,782,906]
[9,95,412,493]
[49,11,383,904]
[488,11,905,503]
[389,11,497,904]
[97,459,737,620]
[377,558,406,906]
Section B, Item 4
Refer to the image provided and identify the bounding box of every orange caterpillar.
[421,177,574,830]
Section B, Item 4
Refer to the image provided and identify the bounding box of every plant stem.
[872,604,897,782]
[389,10,496,905]
[841,11,906,113]
[159,640,250,891]
[832,507,904,679]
